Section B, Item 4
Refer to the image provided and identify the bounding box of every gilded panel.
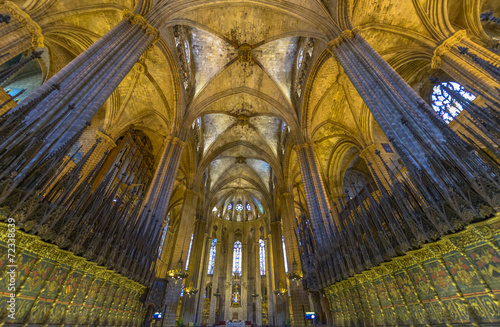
[57,270,83,302]
[49,303,66,324]
[423,259,456,298]
[29,299,52,324]
[443,298,471,324]
[10,298,33,322]
[72,274,93,304]
[465,242,500,294]
[407,264,435,301]
[39,264,70,300]
[84,277,102,306]
[443,250,483,294]
[21,259,55,296]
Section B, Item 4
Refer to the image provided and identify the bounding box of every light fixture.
[166,260,188,283]
[273,283,287,296]
[287,258,303,285]
[185,282,198,297]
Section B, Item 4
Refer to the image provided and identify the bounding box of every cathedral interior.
[1,0,500,326]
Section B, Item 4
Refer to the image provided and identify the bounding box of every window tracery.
[207,238,217,275]
[185,234,194,270]
[282,235,288,273]
[259,239,266,275]
[158,212,170,257]
[232,241,242,276]
[431,81,476,123]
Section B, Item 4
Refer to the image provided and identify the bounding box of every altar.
[226,321,245,327]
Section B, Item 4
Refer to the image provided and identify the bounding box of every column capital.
[327,27,361,53]
[95,130,116,148]
[431,30,467,69]
[293,141,315,151]
[123,9,160,44]
[2,0,43,48]
[359,143,380,159]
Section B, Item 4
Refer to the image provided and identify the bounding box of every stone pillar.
[224,232,235,320]
[432,30,500,102]
[180,214,207,324]
[79,130,116,180]
[255,237,263,326]
[0,1,44,65]
[161,188,199,327]
[270,220,288,325]
[328,29,500,237]
[208,233,223,325]
[359,142,401,189]
[280,192,310,326]
[0,9,160,194]
[295,142,335,250]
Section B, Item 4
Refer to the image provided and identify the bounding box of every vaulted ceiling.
[6,0,500,222]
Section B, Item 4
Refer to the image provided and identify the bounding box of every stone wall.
[0,223,146,326]
[325,216,500,326]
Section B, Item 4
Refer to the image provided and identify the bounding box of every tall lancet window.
[185,234,194,270]
[207,238,217,275]
[259,239,266,275]
[282,235,288,273]
[232,241,242,276]
[158,212,171,258]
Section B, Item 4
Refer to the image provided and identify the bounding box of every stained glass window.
[232,241,242,276]
[180,283,184,297]
[185,234,194,270]
[282,235,288,273]
[228,203,233,210]
[236,203,243,211]
[246,203,251,211]
[207,238,217,275]
[431,81,476,124]
[158,213,170,258]
[259,239,266,276]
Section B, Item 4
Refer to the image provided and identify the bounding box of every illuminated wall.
[0,223,146,326]
[326,216,500,326]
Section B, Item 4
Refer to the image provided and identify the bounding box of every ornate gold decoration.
[327,28,361,51]
[273,283,287,296]
[2,1,43,48]
[122,9,160,46]
[431,30,467,69]
[238,43,253,63]
[185,282,198,297]
[166,260,188,283]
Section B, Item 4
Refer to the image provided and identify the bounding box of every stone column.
[328,29,499,234]
[0,1,45,65]
[79,130,117,180]
[280,192,310,327]
[161,188,198,327]
[295,142,335,250]
[180,214,207,324]
[0,9,160,196]
[432,30,500,102]
[255,237,263,326]
[359,142,401,189]
[270,220,288,324]
[208,233,223,325]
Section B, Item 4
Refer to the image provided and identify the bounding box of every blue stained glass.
[228,203,233,210]
[180,283,184,297]
[259,239,266,276]
[207,238,217,275]
[232,241,242,276]
[431,81,476,124]
[282,236,288,273]
[185,234,194,270]
[158,213,170,258]
[246,203,251,211]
